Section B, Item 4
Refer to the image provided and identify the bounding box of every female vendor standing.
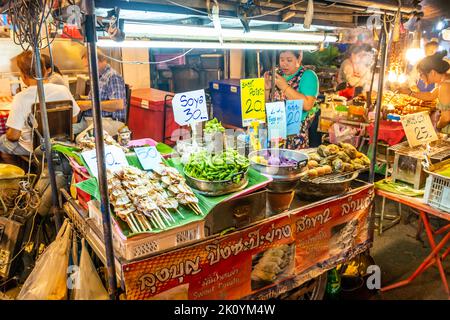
[264,50,319,149]
[400,51,450,134]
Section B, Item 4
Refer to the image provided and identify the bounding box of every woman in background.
[264,50,319,149]
[402,51,450,134]
[337,44,373,99]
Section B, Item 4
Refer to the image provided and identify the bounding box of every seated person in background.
[42,54,70,88]
[76,48,126,136]
[337,44,373,100]
[0,51,80,164]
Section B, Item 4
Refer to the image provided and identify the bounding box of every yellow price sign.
[240,78,266,127]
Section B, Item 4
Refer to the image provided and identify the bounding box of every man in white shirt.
[0,51,80,163]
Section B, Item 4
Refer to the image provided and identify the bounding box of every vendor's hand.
[76,100,92,111]
[397,87,411,95]
[264,71,272,91]
[275,73,289,92]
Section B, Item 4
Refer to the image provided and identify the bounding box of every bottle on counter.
[325,267,342,300]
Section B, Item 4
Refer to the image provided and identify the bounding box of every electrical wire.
[165,0,210,16]
[102,48,195,65]
[9,0,57,51]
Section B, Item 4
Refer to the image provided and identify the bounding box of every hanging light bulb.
[388,70,398,82]
[398,73,407,84]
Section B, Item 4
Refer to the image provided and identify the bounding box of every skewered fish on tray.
[107,164,202,234]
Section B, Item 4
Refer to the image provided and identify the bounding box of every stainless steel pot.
[249,149,308,193]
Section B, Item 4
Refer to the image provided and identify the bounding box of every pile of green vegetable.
[204,118,225,135]
[184,150,249,182]
[375,179,424,197]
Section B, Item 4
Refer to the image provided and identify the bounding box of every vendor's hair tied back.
[435,50,448,60]
[418,50,450,74]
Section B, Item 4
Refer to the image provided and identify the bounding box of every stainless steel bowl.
[183,168,249,196]
[249,149,308,193]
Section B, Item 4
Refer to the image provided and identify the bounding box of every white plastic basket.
[423,162,450,213]
[88,201,205,261]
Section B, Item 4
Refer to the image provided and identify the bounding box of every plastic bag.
[17,219,72,300]
[72,239,109,300]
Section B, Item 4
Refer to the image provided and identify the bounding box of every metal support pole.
[256,50,261,78]
[369,25,388,184]
[84,0,118,300]
[32,46,61,231]
[270,50,277,102]
[367,29,383,110]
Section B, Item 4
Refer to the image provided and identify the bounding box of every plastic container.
[128,88,180,145]
[347,105,365,122]
[335,105,349,120]
[89,201,204,261]
[154,53,186,70]
[200,54,224,69]
[423,160,450,213]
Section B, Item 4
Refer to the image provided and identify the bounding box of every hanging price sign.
[266,101,287,143]
[82,145,128,179]
[400,111,438,147]
[135,146,162,171]
[172,89,209,125]
[286,100,303,136]
[240,78,266,127]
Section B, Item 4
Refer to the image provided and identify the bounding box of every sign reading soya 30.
[172,89,209,126]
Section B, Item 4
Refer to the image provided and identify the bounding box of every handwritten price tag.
[286,100,303,136]
[240,78,266,127]
[135,146,162,171]
[400,111,438,147]
[266,101,287,142]
[172,89,209,125]
[82,145,128,179]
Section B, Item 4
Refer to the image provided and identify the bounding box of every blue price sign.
[135,146,162,170]
[172,89,209,125]
[286,100,303,136]
[265,101,286,142]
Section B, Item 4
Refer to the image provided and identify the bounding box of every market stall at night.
[0,0,449,302]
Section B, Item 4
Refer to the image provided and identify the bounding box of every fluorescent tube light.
[123,23,338,43]
[97,39,318,51]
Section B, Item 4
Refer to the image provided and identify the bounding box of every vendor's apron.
[272,67,317,150]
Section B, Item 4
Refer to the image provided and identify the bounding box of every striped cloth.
[0,111,9,135]
[83,64,127,122]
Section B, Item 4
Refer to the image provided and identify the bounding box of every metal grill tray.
[389,140,450,160]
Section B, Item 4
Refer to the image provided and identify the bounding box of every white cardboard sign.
[172,89,209,125]
[82,145,128,178]
[266,101,287,142]
[135,146,162,171]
